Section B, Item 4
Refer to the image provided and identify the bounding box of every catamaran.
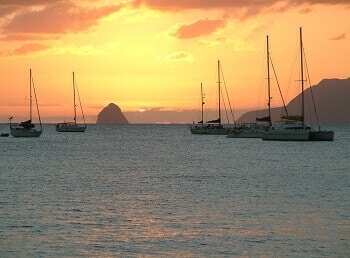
[262,27,334,141]
[190,60,231,135]
[56,72,87,132]
[9,69,42,138]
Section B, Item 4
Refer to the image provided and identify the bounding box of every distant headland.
[237,78,350,125]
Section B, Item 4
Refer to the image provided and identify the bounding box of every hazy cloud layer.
[171,18,227,39]
[2,2,122,35]
[131,0,349,19]
[13,43,50,55]
[1,0,348,56]
[0,5,18,18]
[2,0,347,36]
[0,1,123,55]
[132,0,350,11]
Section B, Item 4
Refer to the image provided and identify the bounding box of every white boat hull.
[262,123,311,141]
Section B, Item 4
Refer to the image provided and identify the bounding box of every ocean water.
[0,124,349,257]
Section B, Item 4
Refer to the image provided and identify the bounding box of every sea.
[0,124,349,257]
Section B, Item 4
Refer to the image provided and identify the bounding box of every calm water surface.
[0,124,349,257]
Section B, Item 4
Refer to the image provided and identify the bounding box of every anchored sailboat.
[190,60,230,135]
[227,35,273,138]
[56,72,86,132]
[9,69,42,138]
[263,27,331,141]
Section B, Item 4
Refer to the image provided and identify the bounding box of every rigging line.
[221,90,229,123]
[256,45,266,118]
[206,70,216,121]
[74,76,86,125]
[221,88,232,124]
[302,54,314,125]
[269,54,289,116]
[303,45,320,127]
[31,73,42,130]
[219,62,235,123]
[286,39,299,109]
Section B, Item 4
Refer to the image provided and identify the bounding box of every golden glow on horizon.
[0,1,349,123]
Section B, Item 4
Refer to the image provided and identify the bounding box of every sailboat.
[190,60,229,135]
[9,69,42,137]
[263,27,314,141]
[56,72,87,132]
[227,35,273,138]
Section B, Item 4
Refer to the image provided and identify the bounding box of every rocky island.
[96,103,129,124]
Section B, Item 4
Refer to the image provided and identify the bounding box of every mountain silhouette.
[96,103,129,124]
[237,78,350,125]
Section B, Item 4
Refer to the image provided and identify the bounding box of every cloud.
[131,0,349,19]
[288,0,350,5]
[329,33,346,41]
[0,1,123,40]
[154,51,193,62]
[198,37,256,51]
[0,0,56,5]
[298,7,313,14]
[171,18,227,39]
[0,5,18,18]
[0,0,66,18]
[1,33,59,41]
[131,0,242,11]
[164,51,194,62]
[10,43,51,55]
[53,43,119,56]
[131,0,350,10]
[131,0,277,18]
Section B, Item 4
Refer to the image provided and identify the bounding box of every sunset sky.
[0,0,349,123]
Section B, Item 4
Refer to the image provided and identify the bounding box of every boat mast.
[217,60,221,125]
[73,71,77,125]
[201,82,204,125]
[266,35,272,126]
[29,68,32,122]
[31,70,42,130]
[300,27,305,125]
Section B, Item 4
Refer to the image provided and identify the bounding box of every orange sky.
[0,0,349,123]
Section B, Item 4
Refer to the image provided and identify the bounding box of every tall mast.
[73,71,77,125]
[217,60,221,125]
[201,82,204,124]
[29,68,32,122]
[266,35,272,126]
[300,27,305,125]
